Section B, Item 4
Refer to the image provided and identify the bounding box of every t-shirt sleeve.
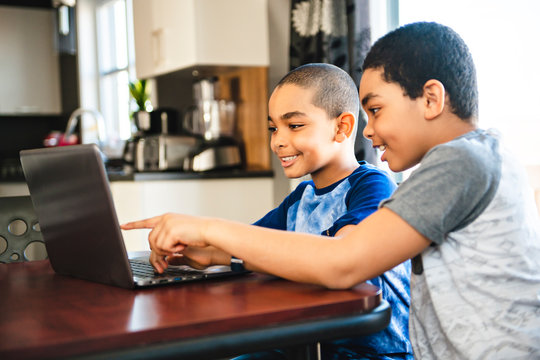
[252,181,308,230]
[326,167,397,236]
[381,140,501,245]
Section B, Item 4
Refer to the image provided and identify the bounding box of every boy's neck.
[426,114,477,149]
[311,154,360,189]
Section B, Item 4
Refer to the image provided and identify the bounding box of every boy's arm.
[207,208,429,288]
[123,208,430,289]
[148,188,299,273]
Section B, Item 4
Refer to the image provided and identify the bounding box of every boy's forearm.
[203,209,430,289]
[204,218,357,288]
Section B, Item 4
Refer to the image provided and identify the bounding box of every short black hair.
[362,22,478,122]
[275,63,360,120]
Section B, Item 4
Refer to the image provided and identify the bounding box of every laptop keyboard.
[129,259,204,278]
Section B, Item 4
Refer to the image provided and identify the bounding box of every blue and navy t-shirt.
[254,162,413,357]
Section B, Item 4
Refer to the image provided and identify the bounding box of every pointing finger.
[121,216,162,230]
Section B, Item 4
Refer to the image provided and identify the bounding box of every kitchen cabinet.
[110,177,274,251]
[132,0,271,172]
[132,0,269,79]
[0,6,61,114]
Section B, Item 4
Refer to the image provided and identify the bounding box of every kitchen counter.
[107,166,274,182]
[0,159,273,183]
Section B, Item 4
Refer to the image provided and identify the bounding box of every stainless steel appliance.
[132,135,243,172]
[181,78,243,171]
[124,108,190,171]
[183,78,236,141]
[125,80,243,172]
[134,135,198,171]
[183,138,243,172]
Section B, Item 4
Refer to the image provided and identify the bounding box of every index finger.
[120,216,161,230]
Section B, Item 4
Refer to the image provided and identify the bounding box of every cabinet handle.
[151,28,164,66]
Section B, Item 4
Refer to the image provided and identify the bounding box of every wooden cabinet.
[216,66,271,171]
[132,0,269,79]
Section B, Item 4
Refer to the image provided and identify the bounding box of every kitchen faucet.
[65,108,107,150]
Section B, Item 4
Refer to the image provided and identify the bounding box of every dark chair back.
[0,196,47,263]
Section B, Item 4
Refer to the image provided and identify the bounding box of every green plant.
[129,79,150,111]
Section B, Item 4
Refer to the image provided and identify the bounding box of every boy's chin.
[285,173,308,179]
[387,161,418,173]
[387,164,405,172]
[283,169,309,179]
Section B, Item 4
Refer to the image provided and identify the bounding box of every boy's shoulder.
[350,161,397,190]
[382,129,504,245]
[355,161,394,178]
[323,161,396,194]
[289,162,396,199]
[425,129,500,176]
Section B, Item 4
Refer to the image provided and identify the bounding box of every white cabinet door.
[0,7,61,114]
[110,178,274,251]
[132,0,269,79]
[133,0,197,79]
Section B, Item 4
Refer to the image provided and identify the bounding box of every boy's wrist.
[212,248,232,266]
[200,216,214,247]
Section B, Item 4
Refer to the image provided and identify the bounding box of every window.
[77,0,137,158]
[398,0,540,166]
[95,0,135,145]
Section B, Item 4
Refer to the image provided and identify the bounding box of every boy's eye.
[368,107,380,115]
[268,126,277,133]
[289,124,304,130]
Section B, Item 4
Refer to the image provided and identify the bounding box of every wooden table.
[0,260,390,360]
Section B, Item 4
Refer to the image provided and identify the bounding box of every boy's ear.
[335,112,355,143]
[423,79,445,120]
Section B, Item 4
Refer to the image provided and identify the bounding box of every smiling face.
[268,84,344,185]
[359,68,431,172]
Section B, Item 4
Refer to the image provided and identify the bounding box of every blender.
[182,78,243,171]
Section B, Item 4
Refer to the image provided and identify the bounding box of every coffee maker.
[181,78,243,172]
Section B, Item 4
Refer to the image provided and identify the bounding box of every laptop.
[20,144,246,289]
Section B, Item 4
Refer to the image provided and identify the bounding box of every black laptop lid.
[20,145,135,288]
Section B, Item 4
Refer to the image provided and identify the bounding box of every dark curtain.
[289,0,376,164]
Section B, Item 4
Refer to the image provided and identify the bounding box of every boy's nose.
[362,121,373,139]
[271,131,287,149]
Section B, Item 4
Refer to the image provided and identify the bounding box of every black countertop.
[107,167,274,182]
[0,157,273,183]
[1,170,273,183]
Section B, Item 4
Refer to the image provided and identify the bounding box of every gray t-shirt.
[382,129,540,359]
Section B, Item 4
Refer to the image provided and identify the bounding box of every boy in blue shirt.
[123,22,540,359]
[248,63,411,359]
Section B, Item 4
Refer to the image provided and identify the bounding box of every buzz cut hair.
[275,63,360,121]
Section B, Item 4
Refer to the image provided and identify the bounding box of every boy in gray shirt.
[123,22,540,359]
